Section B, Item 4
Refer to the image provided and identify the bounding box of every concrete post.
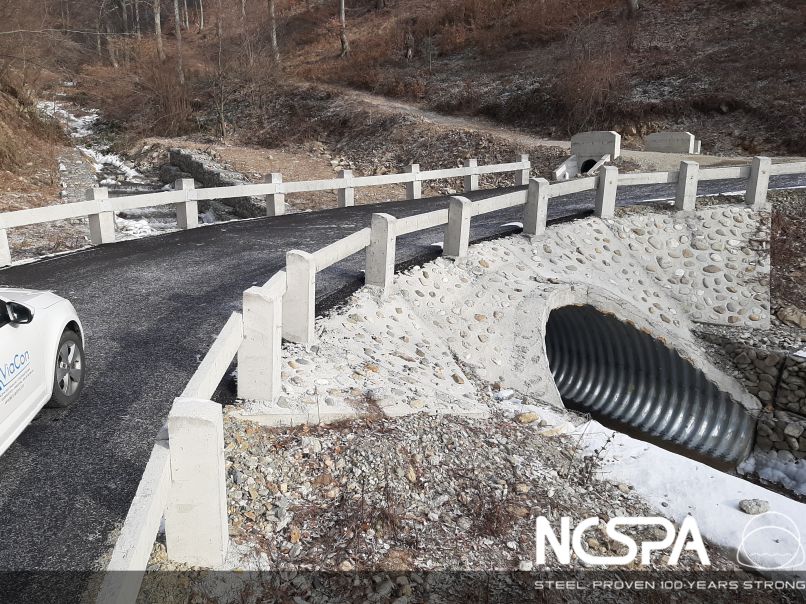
[515,154,530,186]
[746,156,772,209]
[365,213,397,292]
[337,169,355,207]
[674,161,699,211]
[444,196,472,260]
[523,177,550,238]
[174,178,198,229]
[594,165,618,219]
[463,159,479,192]
[165,398,228,567]
[0,229,10,267]
[282,250,316,344]
[238,273,285,402]
[264,173,285,216]
[86,187,115,245]
[405,164,421,199]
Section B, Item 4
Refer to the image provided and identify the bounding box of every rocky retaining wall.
[722,341,806,460]
[168,149,265,218]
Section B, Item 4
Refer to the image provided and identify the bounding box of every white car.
[0,288,85,456]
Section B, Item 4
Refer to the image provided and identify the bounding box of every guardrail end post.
[523,177,550,238]
[746,156,772,209]
[337,169,355,207]
[515,153,530,186]
[444,196,472,259]
[238,279,285,403]
[86,187,115,245]
[264,173,286,216]
[463,158,479,192]
[282,250,316,344]
[165,398,228,568]
[174,178,198,229]
[594,165,619,219]
[405,164,421,200]
[0,229,10,267]
[366,213,397,293]
[674,161,699,211]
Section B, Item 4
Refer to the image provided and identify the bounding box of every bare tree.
[376,0,383,9]
[173,0,184,84]
[338,0,348,57]
[182,0,189,29]
[134,0,141,38]
[198,0,204,31]
[154,0,166,60]
[268,0,279,63]
[625,0,638,17]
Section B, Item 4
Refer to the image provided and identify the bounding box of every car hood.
[0,288,64,310]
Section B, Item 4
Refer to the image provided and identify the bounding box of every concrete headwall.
[570,131,621,166]
[169,149,265,218]
[646,131,697,154]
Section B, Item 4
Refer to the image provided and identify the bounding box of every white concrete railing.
[98,155,804,604]
[0,156,532,266]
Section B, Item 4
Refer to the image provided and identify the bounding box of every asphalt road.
[0,174,802,601]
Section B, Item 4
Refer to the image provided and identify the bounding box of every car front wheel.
[48,330,85,408]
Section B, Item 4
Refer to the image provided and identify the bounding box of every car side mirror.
[6,302,33,325]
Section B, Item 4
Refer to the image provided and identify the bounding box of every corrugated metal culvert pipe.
[545,305,756,464]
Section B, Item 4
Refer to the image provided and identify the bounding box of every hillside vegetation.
[62,0,806,157]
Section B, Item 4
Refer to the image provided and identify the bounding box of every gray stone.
[739,499,770,515]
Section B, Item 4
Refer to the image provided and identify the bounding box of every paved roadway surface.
[0,174,803,601]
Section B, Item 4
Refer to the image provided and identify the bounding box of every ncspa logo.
[535,516,710,567]
[736,511,805,571]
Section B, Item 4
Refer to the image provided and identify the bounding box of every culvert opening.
[579,159,597,174]
[545,305,756,465]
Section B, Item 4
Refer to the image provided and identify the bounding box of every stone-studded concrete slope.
[245,204,764,432]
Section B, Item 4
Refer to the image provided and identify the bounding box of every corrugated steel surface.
[545,305,755,464]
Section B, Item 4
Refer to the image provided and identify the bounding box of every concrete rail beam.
[165,398,228,568]
[675,161,699,211]
[405,164,421,199]
[523,178,550,238]
[746,156,772,209]
[337,169,355,207]
[594,165,619,219]
[366,213,397,292]
[283,250,316,344]
[87,187,115,245]
[263,173,285,216]
[173,179,198,230]
[239,275,286,402]
[444,196,472,259]
[463,159,478,192]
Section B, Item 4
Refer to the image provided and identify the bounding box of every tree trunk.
[338,0,348,57]
[173,0,185,84]
[625,0,639,17]
[268,0,279,63]
[119,0,129,34]
[376,0,383,9]
[106,22,119,67]
[198,0,204,31]
[154,0,166,60]
[183,0,189,29]
[134,0,141,38]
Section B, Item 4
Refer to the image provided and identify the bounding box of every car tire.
[48,330,85,408]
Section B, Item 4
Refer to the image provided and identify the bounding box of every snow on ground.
[739,450,806,497]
